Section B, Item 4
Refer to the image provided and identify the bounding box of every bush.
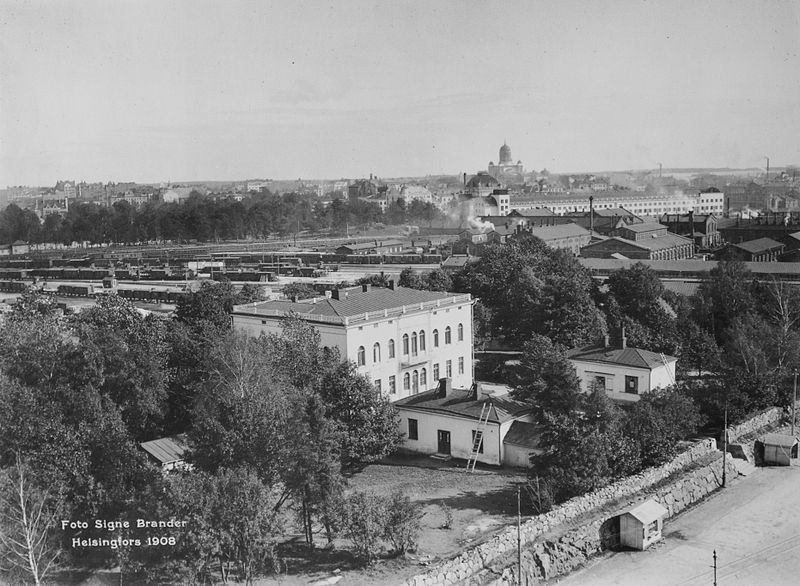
[384,491,422,554]
[338,491,388,565]
[440,501,453,529]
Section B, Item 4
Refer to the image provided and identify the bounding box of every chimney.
[362,283,370,292]
[463,172,467,187]
[388,279,397,290]
[621,326,627,349]
[604,334,610,348]
[589,195,595,233]
[324,290,332,298]
[437,377,452,398]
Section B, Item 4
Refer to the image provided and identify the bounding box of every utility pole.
[766,156,770,182]
[722,398,728,488]
[793,369,798,437]
[713,550,718,586]
[517,485,522,585]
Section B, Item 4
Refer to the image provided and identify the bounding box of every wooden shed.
[140,434,191,472]
[762,433,798,466]
[620,500,668,550]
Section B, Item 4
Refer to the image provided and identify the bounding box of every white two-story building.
[231,283,474,401]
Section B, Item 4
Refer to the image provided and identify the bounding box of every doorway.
[437,430,451,455]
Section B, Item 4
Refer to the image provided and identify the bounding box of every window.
[389,375,396,394]
[458,357,464,375]
[433,363,439,380]
[625,376,639,394]
[357,346,365,366]
[433,329,439,347]
[471,430,484,454]
[446,360,452,378]
[419,330,426,351]
[594,375,606,392]
[388,339,395,358]
[445,326,452,344]
[403,373,410,391]
[411,332,418,356]
[412,370,419,394]
[374,379,382,393]
[373,342,381,363]
[402,334,409,355]
[458,323,464,341]
[408,418,418,440]
[420,367,427,387]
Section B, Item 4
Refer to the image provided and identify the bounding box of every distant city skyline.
[1,0,798,186]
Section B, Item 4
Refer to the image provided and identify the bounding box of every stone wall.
[724,407,784,444]
[403,439,718,586]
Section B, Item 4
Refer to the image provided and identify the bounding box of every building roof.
[620,222,667,233]
[502,421,543,449]
[394,384,530,424]
[567,344,677,369]
[441,255,475,268]
[583,234,692,252]
[527,223,591,240]
[625,500,668,524]
[762,433,798,448]
[140,435,188,465]
[337,239,405,251]
[731,237,785,254]
[233,285,471,326]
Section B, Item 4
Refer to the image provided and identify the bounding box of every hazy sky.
[1,0,798,185]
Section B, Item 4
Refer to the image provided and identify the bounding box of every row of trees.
[0,282,406,583]
[0,192,445,245]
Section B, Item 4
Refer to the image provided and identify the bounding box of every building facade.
[510,190,725,217]
[231,284,474,401]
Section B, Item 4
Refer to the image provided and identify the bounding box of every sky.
[1,0,799,186]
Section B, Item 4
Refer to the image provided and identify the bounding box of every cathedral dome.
[499,142,512,165]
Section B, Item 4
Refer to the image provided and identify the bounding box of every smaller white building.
[567,338,677,402]
[620,500,668,550]
[393,379,535,466]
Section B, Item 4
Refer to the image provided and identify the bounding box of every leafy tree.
[282,282,318,300]
[337,491,388,565]
[606,263,664,325]
[678,321,722,376]
[623,388,704,467]
[318,362,401,468]
[383,491,422,555]
[355,273,391,288]
[511,335,584,422]
[398,267,425,289]
[693,261,755,341]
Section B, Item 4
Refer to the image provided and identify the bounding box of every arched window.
[402,334,409,355]
[411,332,418,355]
[433,329,439,347]
[373,342,381,363]
[419,330,426,351]
[420,367,427,387]
[357,346,365,366]
[458,323,464,342]
[412,370,419,394]
[388,339,395,358]
[445,326,452,344]
[403,373,410,390]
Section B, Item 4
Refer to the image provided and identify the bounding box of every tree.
[384,491,422,555]
[318,362,401,468]
[511,335,584,422]
[337,491,388,565]
[606,263,664,325]
[0,456,63,586]
[623,388,704,467]
[693,261,755,341]
[281,282,318,301]
[398,267,425,289]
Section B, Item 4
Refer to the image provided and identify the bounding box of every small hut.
[620,500,668,550]
[762,434,798,466]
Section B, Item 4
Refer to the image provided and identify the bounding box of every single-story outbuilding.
[762,433,798,466]
[140,434,191,472]
[393,378,536,467]
[620,500,668,550]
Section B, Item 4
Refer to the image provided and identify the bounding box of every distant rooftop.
[731,237,785,254]
[394,383,529,424]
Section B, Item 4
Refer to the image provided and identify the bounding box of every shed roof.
[140,435,188,465]
[528,223,591,240]
[762,433,798,448]
[502,421,543,449]
[625,500,668,524]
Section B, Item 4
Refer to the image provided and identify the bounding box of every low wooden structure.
[620,500,668,550]
[762,433,798,466]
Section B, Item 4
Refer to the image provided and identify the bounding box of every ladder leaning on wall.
[660,352,676,386]
[467,402,492,472]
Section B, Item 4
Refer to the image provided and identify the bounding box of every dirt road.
[557,465,800,585]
